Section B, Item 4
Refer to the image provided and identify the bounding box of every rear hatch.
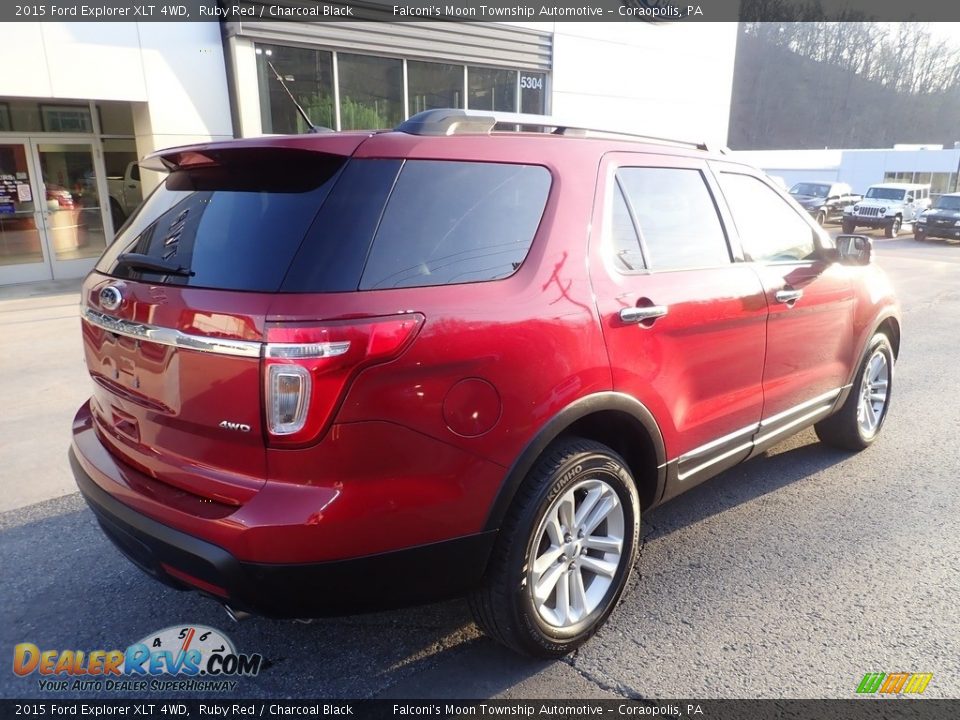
[81,142,360,506]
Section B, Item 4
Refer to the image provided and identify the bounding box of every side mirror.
[906,196,914,204]
[836,234,872,266]
[827,195,838,202]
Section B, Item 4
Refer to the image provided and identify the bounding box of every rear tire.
[815,333,894,451]
[469,437,640,658]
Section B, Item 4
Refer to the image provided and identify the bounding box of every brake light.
[263,313,425,446]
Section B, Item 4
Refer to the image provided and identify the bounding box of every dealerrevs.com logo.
[13,625,263,693]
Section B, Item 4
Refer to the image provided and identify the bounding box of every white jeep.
[842,183,931,238]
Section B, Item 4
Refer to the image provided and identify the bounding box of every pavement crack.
[561,653,647,700]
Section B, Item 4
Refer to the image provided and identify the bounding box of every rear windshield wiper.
[116,253,194,277]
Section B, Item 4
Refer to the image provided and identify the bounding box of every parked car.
[842,182,931,237]
[914,192,960,241]
[70,109,901,658]
[106,161,142,229]
[788,181,861,225]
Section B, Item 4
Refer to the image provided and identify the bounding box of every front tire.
[815,210,827,226]
[842,220,855,234]
[469,438,640,658]
[914,229,926,241]
[815,333,894,451]
[884,216,902,238]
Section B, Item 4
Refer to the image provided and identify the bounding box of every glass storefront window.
[97,102,136,136]
[36,143,107,261]
[256,44,335,133]
[520,72,546,114]
[931,172,950,195]
[338,53,404,130]
[468,67,517,112]
[0,143,44,267]
[252,44,550,131]
[40,105,92,133]
[0,99,93,134]
[408,60,464,114]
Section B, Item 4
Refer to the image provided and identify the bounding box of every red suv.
[70,109,900,658]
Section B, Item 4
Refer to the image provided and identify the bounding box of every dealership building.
[0,18,738,287]
[735,146,960,201]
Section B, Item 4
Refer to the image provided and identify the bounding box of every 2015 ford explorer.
[70,109,901,658]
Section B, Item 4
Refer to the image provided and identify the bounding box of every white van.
[842,183,931,237]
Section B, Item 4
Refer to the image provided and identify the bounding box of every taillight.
[263,313,425,447]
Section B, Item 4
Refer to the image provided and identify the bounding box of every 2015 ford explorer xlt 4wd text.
[70,109,901,658]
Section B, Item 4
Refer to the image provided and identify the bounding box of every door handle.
[775,289,803,305]
[620,305,669,324]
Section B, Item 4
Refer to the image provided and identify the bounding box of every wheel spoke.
[557,491,576,533]
[582,493,618,536]
[534,561,566,604]
[870,391,887,403]
[533,546,564,577]
[570,568,588,620]
[579,555,618,578]
[555,570,571,624]
[574,487,603,528]
[583,535,622,553]
[544,514,563,548]
[864,398,878,430]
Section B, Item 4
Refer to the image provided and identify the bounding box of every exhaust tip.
[223,604,252,622]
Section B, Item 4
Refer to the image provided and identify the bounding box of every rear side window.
[609,184,646,272]
[616,167,730,271]
[359,160,551,290]
[97,149,345,292]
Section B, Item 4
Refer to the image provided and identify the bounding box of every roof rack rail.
[394,108,726,154]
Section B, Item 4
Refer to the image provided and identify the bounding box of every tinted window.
[282,159,401,293]
[96,149,344,291]
[617,167,730,271]
[790,183,830,197]
[937,195,960,210]
[718,172,816,263]
[865,187,906,201]
[359,161,550,290]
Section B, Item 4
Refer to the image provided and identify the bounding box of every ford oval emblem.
[99,285,123,312]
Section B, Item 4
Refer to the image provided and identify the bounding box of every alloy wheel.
[857,349,890,438]
[528,478,625,629]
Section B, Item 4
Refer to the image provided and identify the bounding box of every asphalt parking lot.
[1,231,958,700]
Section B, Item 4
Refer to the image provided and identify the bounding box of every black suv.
[914,192,960,241]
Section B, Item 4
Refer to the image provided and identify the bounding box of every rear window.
[96,149,345,292]
[98,155,551,293]
[358,160,551,290]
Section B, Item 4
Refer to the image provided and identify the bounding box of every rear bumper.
[70,421,498,617]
